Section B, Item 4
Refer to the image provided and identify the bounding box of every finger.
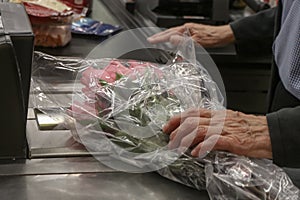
[165,117,212,136]
[182,108,214,118]
[179,124,224,151]
[169,35,185,45]
[178,126,208,149]
[147,31,182,44]
[183,23,195,29]
[191,135,231,158]
[183,23,202,34]
[184,22,206,30]
[163,115,182,134]
[163,108,226,134]
[163,109,212,134]
[169,117,222,142]
[169,116,222,150]
[225,110,248,118]
[150,26,183,39]
[147,28,177,41]
[168,117,200,149]
[147,26,185,44]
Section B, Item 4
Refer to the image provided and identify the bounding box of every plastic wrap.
[31,30,300,199]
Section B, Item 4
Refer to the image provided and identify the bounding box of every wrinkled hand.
[163,109,272,159]
[147,23,235,48]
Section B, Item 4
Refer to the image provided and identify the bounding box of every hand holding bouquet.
[64,57,299,199]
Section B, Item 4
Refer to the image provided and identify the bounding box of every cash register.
[135,0,230,27]
[0,2,34,159]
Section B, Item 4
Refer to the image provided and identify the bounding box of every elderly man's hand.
[163,109,272,159]
[147,23,235,48]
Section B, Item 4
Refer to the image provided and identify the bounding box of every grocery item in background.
[72,18,122,37]
[10,0,73,47]
[60,0,93,16]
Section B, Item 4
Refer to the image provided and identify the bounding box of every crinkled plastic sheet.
[31,36,299,199]
[160,151,299,200]
[69,58,222,173]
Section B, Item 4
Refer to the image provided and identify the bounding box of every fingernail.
[162,125,168,133]
[147,37,154,42]
[191,149,197,156]
[168,142,173,149]
[177,146,187,154]
[198,151,208,159]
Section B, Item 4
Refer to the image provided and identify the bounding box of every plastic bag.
[31,29,299,199]
[204,152,299,199]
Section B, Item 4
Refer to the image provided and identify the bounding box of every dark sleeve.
[229,7,277,55]
[266,106,300,168]
[229,7,277,41]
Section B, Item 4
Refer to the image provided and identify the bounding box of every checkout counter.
[0,1,210,199]
[0,1,283,199]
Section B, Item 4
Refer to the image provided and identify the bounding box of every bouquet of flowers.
[61,56,298,199]
[31,27,299,198]
[69,57,218,176]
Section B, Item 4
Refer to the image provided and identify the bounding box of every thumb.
[169,34,185,45]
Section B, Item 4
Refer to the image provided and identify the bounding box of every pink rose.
[73,60,160,120]
[103,60,132,80]
[81,67,115,88]
[69,100,98,120]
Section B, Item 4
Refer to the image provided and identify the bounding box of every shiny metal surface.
[27,108,35,120]
[25,0,131,159]
[90,0,119,25]
[0,157,114,176]
[26,116,90,158]
[28,93,73,108]
[0,172,209,200]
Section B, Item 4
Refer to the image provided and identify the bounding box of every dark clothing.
[230,8,276,42]
[267,106,300,167]
[230,5,300,168]
[230,8,276,55]
[267,0,300,168]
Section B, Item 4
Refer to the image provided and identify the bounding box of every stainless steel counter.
[0,172,208,200]
[0,157,209,200]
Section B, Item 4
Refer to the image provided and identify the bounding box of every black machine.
[0,3,34,159]
[135,0,230,27]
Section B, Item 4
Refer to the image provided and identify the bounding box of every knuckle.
[216,137,229,148]
[184,117,199,126]
[197,126,207,134]
[184,23,196,28]
[186,109,200,116]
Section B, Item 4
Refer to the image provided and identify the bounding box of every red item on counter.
[24,2,73,25]
[22,0,73,47]
[23,1,72,17]
[59,0,92,15]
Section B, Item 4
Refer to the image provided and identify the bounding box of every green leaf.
[115,73,124,81]
[99,79,108,86]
